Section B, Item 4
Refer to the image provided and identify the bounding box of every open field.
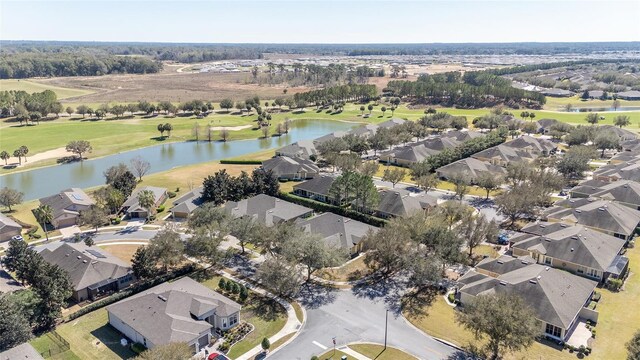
[96,244,140,264]
[544,96,640,110]
[0,79,95,99]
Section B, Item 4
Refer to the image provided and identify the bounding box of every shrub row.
[277,192,387,227]
[220,159,263,165]
[66,264,196,321]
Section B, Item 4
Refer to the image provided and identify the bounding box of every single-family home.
[510,224,628,282]
[542,199,640,240]
[37,242,134,302]
[540,88,574,97]
[457,255,598,343]
[471,145,536,167]
[599,125,638,141]
[502,135,557,156]
[261,156,320,181]
[593,161,640,182]
[436,158,507,183]
[275,139,317,159]
[587,90,604,99]
[0,213,22,242]
[107,277,241,354]
[170,187,204,219]
[535,119,560,134]
[295,213,378,255]
[121,186,168,219]
[570,179,640,210]
[39,188,95,228]
[374,188,436,218]
[377,118,406,129]
[224,194,313,226]
[617,90,640,100]
[0,343,45,360]
[292,175,338,204]
[348,123,379,138]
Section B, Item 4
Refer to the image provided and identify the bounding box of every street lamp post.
[384,309,388,349]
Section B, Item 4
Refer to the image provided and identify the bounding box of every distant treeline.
[0,53,162,79]
[385,71,546,108]
[293,84,378,104]
[482,58,640,77]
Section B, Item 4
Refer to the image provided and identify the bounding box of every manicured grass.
[278,180,301,194]
[270,332,295,351]
[472,244,500,259]
[0,79,95,99]
[589,245,640,360]
[2,199,61,240]
[30,332,81,360]
[317,255,372,282]
[97,244,140,264]
[349,343,418,360]
[316,349,356,360]
[544,95,640,110]
[223,148,276,162]
[435,180,502,198]
[404,297,572,360]
[34,308,137,360]
[194,271,288,359]
[292,301,304,323]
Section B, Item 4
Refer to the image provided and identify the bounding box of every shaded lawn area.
[316,349,356,360]
[317,255,372,282]
[403,296,573,360]
[30,333,81,360]
[3,199,61,240]
[349,343,418,360]
[589,245,640,360]
[193,271,288,359]
[32,308,136,360]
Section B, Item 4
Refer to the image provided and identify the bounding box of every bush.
[591,329,597,338]
[156,205,166,213]
[130,343,146,354]
[167,191,177,198]
[592,292,601,302]
[219,278,227,290]
[232,282,240,294]
[311,357,319,360]
[447,292,456,303]
[261,337,271,351]
[111,218,121,225]
[220,159,263,165]
[608,278,623,291]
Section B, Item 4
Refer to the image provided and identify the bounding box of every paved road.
[270,287,460,360]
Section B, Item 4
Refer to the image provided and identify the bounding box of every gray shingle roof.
[39,188,94,221]
[598,125,638,141]
[276,140,317,159]
[575,180,640,207]
[121,186,167,214]
[512,224,625,272]
[461,256,597,329]
[37,242,131,292]
[436,158,507,180]
[594,161,640,181]
[292,175,336,196]
[0,213,21,233]
[262,156,319,178]
[0,343,44,360]
[295,212,378,250]
[224,194,312,226]
[170,187,204,215]
[376,189,426,217]
[107,277,240,347]
[543,199,640,236]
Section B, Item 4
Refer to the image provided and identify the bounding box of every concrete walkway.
[340,346,370,360]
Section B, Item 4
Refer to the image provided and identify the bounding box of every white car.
[11,235,24,241]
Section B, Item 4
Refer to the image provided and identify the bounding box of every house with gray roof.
[275,139,317,159]
[170,187,204,219]
[536,119,560,134]
[540,88,574,97]
[379,136,460,166]
[121,186,168,219]
[457,255,598,342]
[107,277,241,354]
[295,212,378,255]
[510,224,628,282]
[0,213,21,242]
[471,144,537,167]
[348,123,379,138]
[39,188,95,228]
[261,156,319,181]
[436,157,507,183]
[502,135,557,155]
[292,175,338,204]
[224,194,313,226]
[374,188,436,218]
[37,242,134,302]
[570,180,640,210]
[377,118,406,129]
[617,90,640,100]
[0,343,44,360]
[593,160,640,182]
[599,125,638,141]
[542,199,640,240]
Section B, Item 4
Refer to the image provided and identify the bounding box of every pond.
[561,106,640,112]
[0,119,357,201]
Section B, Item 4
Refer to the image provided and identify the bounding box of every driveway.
[270,285,461,360]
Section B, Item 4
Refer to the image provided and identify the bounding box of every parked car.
[11,235,24,241]
[497,232,510,245]
[208,353,230,360]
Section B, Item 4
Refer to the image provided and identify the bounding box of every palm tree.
[34,204,54,241]
[0,151,9,165]
[19,145,28,162]
[137,190,156,219]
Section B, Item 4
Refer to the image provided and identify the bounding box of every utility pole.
[384,309,388,349]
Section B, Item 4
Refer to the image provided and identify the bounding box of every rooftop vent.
[497,260,504,264]
[545,267,550,271]
[571,236,579,240]
[529,280,537,284]
[499,281,507,286]
[77,255,81,259]
[571,248,575,252]
[158,295,167,302]
[82,260,87,263]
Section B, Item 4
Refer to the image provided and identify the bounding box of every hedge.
[220,159,263,165]
[66,264,196,321]
[277,192,387,227]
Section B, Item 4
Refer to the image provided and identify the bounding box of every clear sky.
[1,0,639,43]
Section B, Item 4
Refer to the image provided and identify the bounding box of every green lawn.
[349,343,418,360]
[0,79,95,99]
[31,308,136,360]
[317,255,372,282]
[193,271,288,359]
[315,349,355,360]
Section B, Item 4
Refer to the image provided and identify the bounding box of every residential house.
[435,158,507,183]
[587,90,604,99]
[224,194,313,226]
[510,224,628,282]
[502,135,557,156]
[377,118,406,129]
[599,125,638,141]
[540,88,574,97]
[542,199,640,240]
[0,213,22,242]
[313,130,348,145]
[570,180,640,210]
[39,188,95,228]
[444,129,484,142]
[37,242,134,302]
[617,90,640,100]
[379,136,460,166]
[536,119,560,134]
[170,187,204,219]
[292,175,338,204]
[593,161,640,182]
[107,277,241,354]
[347,123,379,138]
[121,186,168,218]
[261,156,320,181]
[0,343,45,360]
[457,255,598,342]
[275,139,317,159]
[471,144,537,167]
[374,188,437,218]
[295,213,378,255]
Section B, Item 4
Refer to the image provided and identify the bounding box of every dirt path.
[3,147,73,168]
